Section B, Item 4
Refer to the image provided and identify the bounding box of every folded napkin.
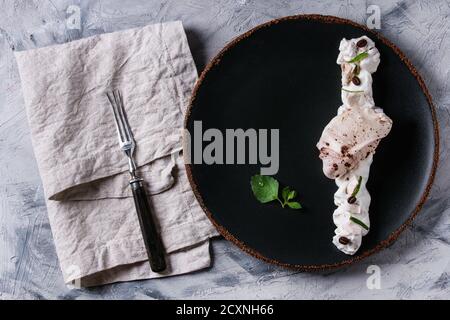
[15,21,218,286]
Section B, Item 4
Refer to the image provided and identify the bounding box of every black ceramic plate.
[185,15,438,269]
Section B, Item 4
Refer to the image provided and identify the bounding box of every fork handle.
[130,178,167,273]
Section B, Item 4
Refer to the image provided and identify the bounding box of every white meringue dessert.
[316,36,393,255]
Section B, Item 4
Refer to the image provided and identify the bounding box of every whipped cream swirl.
[316,36,392,255]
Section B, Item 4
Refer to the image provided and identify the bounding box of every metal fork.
[106,90,166,273]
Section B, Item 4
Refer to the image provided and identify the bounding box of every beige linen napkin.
[15,21,218,287]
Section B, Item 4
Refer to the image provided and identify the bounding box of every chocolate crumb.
[344,162,351,167]
[332,163,338,170]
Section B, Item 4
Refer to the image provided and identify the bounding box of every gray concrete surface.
[0,0,449,299]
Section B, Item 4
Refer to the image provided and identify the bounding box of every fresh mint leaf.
[347,51,368,63]
[287,201,302,209]
[281,186,291,203]
[350,216,369,230]
[287,190,297,201]
[251,175,279,203]
[351,176,363,197]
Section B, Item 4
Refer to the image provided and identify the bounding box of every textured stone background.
[1,0,449,299]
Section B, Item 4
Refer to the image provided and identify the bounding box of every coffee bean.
[347,196,357,204]
[339,237,350,245]
[356,39,367,47]
[352,76,361,86]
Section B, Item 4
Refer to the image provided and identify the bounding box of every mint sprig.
[251,175,302,210]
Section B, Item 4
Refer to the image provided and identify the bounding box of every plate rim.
[183,14,440,271]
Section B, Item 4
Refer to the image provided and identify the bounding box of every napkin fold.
[15,21,218,286]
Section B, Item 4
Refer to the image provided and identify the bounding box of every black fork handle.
[130,178,167,272]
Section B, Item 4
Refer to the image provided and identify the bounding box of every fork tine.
[106,91,127,143]
[113,90,127,142]
[115,90,134,144]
